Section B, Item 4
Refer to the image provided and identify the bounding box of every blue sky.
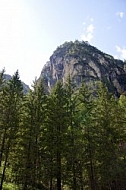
[0,0,126,85]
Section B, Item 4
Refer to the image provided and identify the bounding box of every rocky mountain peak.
[39,40,126,96]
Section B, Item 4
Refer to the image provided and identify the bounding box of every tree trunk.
[0,128,7,167]
[89,144,96,190]
[49,178,53,190]
[57,151,61,190]
[0,142,10,190]
[72,161,77,190]
[79,163,84,190]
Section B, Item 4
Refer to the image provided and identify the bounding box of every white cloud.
[87,24,94,33]
[81,22,95,43]
[114,55,118,59]
[115,45,126,59]
[116,11,124,19]
[81,33,93,42]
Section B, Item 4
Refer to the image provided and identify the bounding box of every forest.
[0,70,126,190]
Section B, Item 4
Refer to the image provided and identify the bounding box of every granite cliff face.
[39,41,126,95]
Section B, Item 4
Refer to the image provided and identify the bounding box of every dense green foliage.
[0,71,126,190]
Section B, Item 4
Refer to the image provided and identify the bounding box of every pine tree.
[12,78,47,190]
[117,95,126,189]
[78,82,98,190]
[43,81,69,190]
[63,77,82,190]
[92,82,126,189]
[0,71,23,189]
[0,69,6,167]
